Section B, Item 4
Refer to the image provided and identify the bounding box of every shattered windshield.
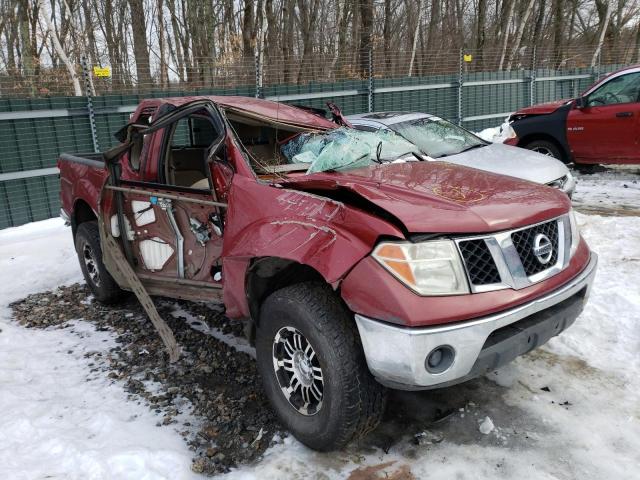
[280,127,419,173]
[389,117,487,158]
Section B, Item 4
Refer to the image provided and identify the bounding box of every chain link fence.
[0,45,633,229]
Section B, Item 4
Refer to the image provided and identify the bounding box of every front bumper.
[355,253,597,390]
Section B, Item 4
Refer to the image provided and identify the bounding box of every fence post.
[529,46,536,106]
[457,49,463,125]
[594,50,601,83]
[255,51,264,99]
[81,56,100,154]
[367,46,374,113]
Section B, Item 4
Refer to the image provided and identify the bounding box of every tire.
[255,282,387,451]
[75,221,124,304]
[524,139,565,163]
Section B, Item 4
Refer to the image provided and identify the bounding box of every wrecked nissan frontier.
[58,96,598,451]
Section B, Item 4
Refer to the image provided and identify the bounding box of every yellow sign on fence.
[93,66,112,78]
[463,54,473,63]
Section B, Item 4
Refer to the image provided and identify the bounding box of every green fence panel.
[0,62,630,229]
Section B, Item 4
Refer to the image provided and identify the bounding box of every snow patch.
[479,416,495,435]
[0,218,198,480]
[475,118,513,143]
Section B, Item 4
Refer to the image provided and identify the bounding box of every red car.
[506,65,640,166]
[58,96,596,451]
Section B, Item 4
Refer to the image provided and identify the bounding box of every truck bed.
[58,152,108,222]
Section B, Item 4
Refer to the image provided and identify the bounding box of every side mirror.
[575,97,586,109]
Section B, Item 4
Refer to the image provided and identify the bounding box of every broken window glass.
[280,127,419,173]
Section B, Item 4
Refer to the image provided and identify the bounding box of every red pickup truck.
[58,95,597,451]
[506,65,640,166]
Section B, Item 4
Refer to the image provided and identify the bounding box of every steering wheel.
[603,92,622,104]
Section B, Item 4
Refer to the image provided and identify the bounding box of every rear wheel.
[75,221,124,304]
[255,282,387,451]
[524,139,564,163]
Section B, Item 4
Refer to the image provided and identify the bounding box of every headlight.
[569,209,580,257]
[502,123,517,140]
[546,176,567,190]
[372,240,469,295]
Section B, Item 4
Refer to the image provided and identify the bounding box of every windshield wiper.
[457,143,487,154]
[373,141,383,164]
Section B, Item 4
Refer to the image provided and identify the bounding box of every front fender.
[220,176,403,318]
[511,103,572,159]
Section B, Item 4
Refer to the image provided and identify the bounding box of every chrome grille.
[511,220,559,276]
[458,239,501,285]
[455,215,570,293]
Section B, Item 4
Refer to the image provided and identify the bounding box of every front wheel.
[524,139,564,162]
[255,282,387,451]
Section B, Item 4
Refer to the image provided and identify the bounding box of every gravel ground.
[9,284,532,477]
[10,285,281,475]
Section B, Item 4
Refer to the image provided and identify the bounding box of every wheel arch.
[244,257,328,343]
[518,133,570,162]
[72,198,98,238]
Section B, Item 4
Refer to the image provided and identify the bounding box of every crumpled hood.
[513,99,572,116]
[281,161,570,234]
[444,143,569,185]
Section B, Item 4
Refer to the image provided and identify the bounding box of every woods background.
[0,0,639,96]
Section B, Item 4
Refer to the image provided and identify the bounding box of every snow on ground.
[572,166,640,216]
[1,207,640,478]
[0,219,199,480]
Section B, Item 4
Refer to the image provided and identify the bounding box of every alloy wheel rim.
[82,243,101,287]
[272,326,324,416]
[532,146,554,157]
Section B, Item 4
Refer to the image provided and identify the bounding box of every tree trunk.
[506,0,536,71]
[165,0,185,82]
[531,0,547,49]
[552,0,564,68]
[383,0,392,74]
[498,0,516,70]
[475,0,487,68]
[358,0,373,78]
[128,0,152,89]
[591,1,613,67]
[255,0,268,95]
[329,0,345,78]
[39,0,82,95]
[242,0,255,58]
[408,0,423,77]
[157,0,168,88]
[17,0,36,94]
[281,0,295,83]
[635,20,640,63]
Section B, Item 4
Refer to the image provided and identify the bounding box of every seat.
[190,178,210,190]
[173,169,206,187]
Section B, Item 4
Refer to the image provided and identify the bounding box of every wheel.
[524,139,564,162]
[255,282,387,451]
[75,221,124,304]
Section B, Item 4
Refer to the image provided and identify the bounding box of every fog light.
[425,346,455,374]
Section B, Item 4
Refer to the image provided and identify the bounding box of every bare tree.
[506,0,537,70]
[39,0,81,94]
[498,0,516,70]
[408,0,423,77]
[592,0,613,66]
